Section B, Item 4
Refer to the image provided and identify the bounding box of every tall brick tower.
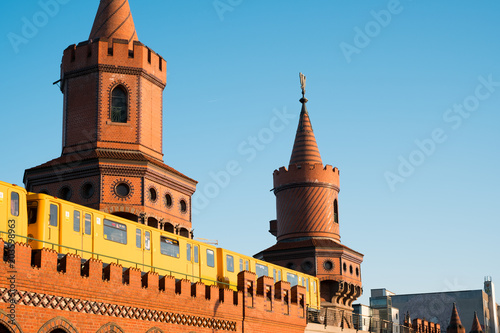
[255,74,364,313]
[24,0,197,237]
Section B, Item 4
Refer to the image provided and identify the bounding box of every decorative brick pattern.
[0,288,237,331]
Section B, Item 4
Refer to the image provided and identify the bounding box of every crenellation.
[175,278,191,295]
[141,271,159,289]
[61,39,166,86]
[159,274,176,293]
[102,262,123,285]
[123,267,142,288]
[191,282,206,299]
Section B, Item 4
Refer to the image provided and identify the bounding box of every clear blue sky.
[1,1,499,305]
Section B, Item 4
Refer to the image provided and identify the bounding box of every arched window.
[334,199,339,223]
[111,86,128,123]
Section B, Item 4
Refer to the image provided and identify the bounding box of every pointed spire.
[470,312,483,333]
[447,303,466,333]
[289,73,323,166]
[89,0,138,43]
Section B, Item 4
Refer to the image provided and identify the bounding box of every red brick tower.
[23,0,197,237]
[255,74,363,313]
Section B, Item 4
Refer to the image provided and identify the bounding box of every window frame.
[103,219,127,245]
[110,85,128,123]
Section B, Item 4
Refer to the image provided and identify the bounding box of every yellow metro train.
[0,180,320,309]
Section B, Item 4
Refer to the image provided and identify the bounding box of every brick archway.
[37,316,78,333]
[0,310,23,333]
[96,323,124,333]
[145,328,164,333]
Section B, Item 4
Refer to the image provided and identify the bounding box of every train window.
[255,263,268,278]
[273,269,276,282]
[136,229,141,248]
[10,192,19,216]
[194,245,198,263]
[286,272,298,286]
[145,231,150,250]
[278,270,281,281]
[49,204,58,227]
[27,201,38,225]
[313,280,317,293]
[84,214,91,235]
[226,255,234,272]
[245,260,249,271]
[239,259,243,272]
[103,219,127,244]
[306,278,309,292]
[73,211,81,232]
[160,236,179,258]
[206,249,215,267]
[186,243,191,261]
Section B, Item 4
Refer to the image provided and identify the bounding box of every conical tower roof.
[470,312,483,333]
[447,303,466,333]
[90,0,138,43]
[289,74,323,166]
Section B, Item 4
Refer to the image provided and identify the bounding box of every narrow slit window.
[73,211,81,232]
[10,192,19,216]
[206,249,215,267]
[84,214,91,235]
[187,243,192,261]
[145,231,150,250]
[49,204,58,227]
[226,254,234,272]
[136,229,141,248]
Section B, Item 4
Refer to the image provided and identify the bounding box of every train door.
[81,212,93,258]
[46,201,60,248]
[185,242,200,282]
[135,228,152,270]
[1,185,27,243]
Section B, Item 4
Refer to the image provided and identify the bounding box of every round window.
[165,194,172,207]
[356,267,360,276]
[302,261,313,272]
[343,263,347,272]
[350,265,353,274]
[149,187,157,202]
[323,260,334,271]
[115,183,130,197]
[180,200,187,213]
[59,186,72,200]
[81,183,94,199]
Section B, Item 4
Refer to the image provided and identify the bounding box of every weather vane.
[299,72,306,98]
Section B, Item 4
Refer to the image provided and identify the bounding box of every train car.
[216,247,320,309]
[0,181,28,243]
[23,190,320,307]
[27,193,153,267]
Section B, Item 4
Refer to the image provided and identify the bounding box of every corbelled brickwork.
[0,240,307,332]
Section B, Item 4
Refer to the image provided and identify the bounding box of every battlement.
[61,38,166,86]
[0,239,308,332]
[273,163,340,190]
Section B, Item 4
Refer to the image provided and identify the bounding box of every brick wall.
[0,239,307,332]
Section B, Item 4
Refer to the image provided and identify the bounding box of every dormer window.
[111,86,128,123]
